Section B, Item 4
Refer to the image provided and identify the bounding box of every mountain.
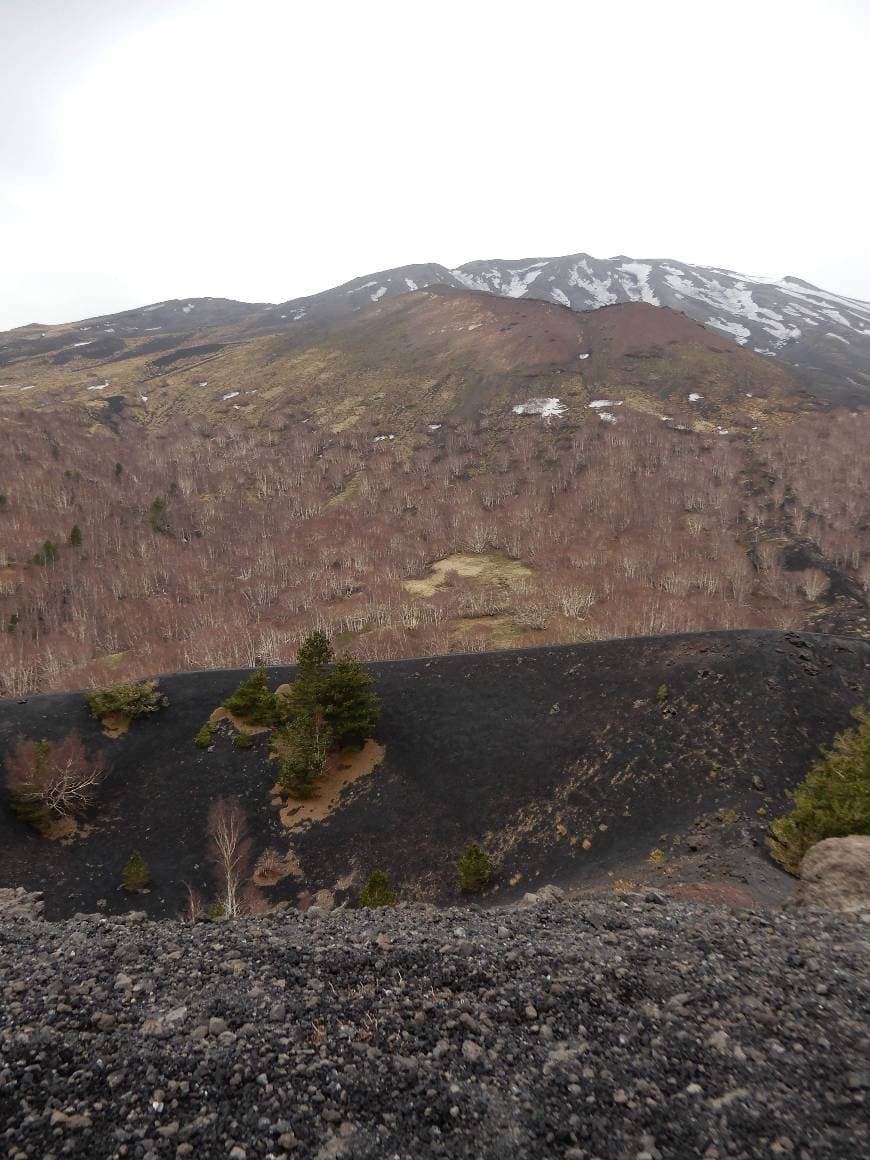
[0,286,817,432]
[2,630,869,918]
[1,253,868,408]
[271,254,870,405]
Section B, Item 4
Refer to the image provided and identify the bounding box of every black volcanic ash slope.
[1,630,869,919]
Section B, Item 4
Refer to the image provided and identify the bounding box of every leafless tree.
[207,797,252,918]
[5,733,108,820]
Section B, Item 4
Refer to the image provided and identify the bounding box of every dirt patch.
[279,740,385,831]
[404,552,532,598]
[208,706,273,735]
[100,712,131,739]
[666,881,757,908]
[45,816,78,841]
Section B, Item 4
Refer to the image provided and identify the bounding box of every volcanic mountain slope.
[270,255,870,404]
[0,288,815,433]
[1,630,868,920]
[2,253,868,409]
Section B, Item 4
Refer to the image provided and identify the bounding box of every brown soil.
[278,740,385,831]
[100,712,130,739]
[666,881,758,908]
[208,706,273,735]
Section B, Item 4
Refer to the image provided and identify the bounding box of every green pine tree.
[223,668,278,725]
[768,707,870,874]
[282,631,335,720]
[275,708,332,798]
[457,843,494,893]
[32,540,59,566]
[359,870,398,908]
[68,524,82,546]
[322,655,381,748]
[122,850,150,892]
[149,496,171,534]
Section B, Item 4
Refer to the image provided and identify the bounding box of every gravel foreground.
[1,897,868,1160]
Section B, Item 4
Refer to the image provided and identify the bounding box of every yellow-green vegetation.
[10,785,53,835]
[403,552,532,598]
[121,850,150,892]
[722,808,739,825]
[457,842,494,893]
[657,683,668,704]
[87,680,168,722]
[359,870,398,908]
[648,847,668,866]
[234,730,254,749]
[195,721,218,749]
[768,707,870,875]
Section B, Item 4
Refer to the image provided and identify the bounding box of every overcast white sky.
[1,0,868,329]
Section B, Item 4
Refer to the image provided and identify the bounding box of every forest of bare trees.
[0,405,867,696]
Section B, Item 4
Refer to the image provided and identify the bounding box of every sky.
[1,0,868,330]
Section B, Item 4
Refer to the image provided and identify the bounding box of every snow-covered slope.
[275,254,870,404]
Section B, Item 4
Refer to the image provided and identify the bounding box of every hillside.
[1,900,867,1159]
[2,630,869,920]
[3,251,867,405]
[0,289,814,431]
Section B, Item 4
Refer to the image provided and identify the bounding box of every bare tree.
[207,797,252,918]
[5,733,107,820]
[798,569,829,601]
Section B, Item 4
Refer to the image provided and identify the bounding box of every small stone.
[462,1039,482,1062]
[208,1017,227,1036]
[229,1147,246,1160]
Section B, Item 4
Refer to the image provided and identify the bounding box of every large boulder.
[790,835,870,912]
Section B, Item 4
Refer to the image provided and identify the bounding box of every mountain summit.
[271,253,870,404]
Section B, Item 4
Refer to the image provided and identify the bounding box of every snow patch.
[428,423,442,430]
[588,399,623,409]
[618,261,660,305]
[370,287,388,303]
[20,385,35,391]
[512,397,567,419]
[140,395,148,402]
[597,411,617,424]
[88,382,108,391]
[688,393,703,402]
[826,332,850,344]
[566,258,618,306]
[73,341,92,347]
[706,318,751,343]
[182,303,196,314]
[373,434,395,441]
[551,288,570,307]
[223,391,240,400]
[405,278,419,291]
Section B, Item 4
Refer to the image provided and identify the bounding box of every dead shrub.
[5,733,107,829]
